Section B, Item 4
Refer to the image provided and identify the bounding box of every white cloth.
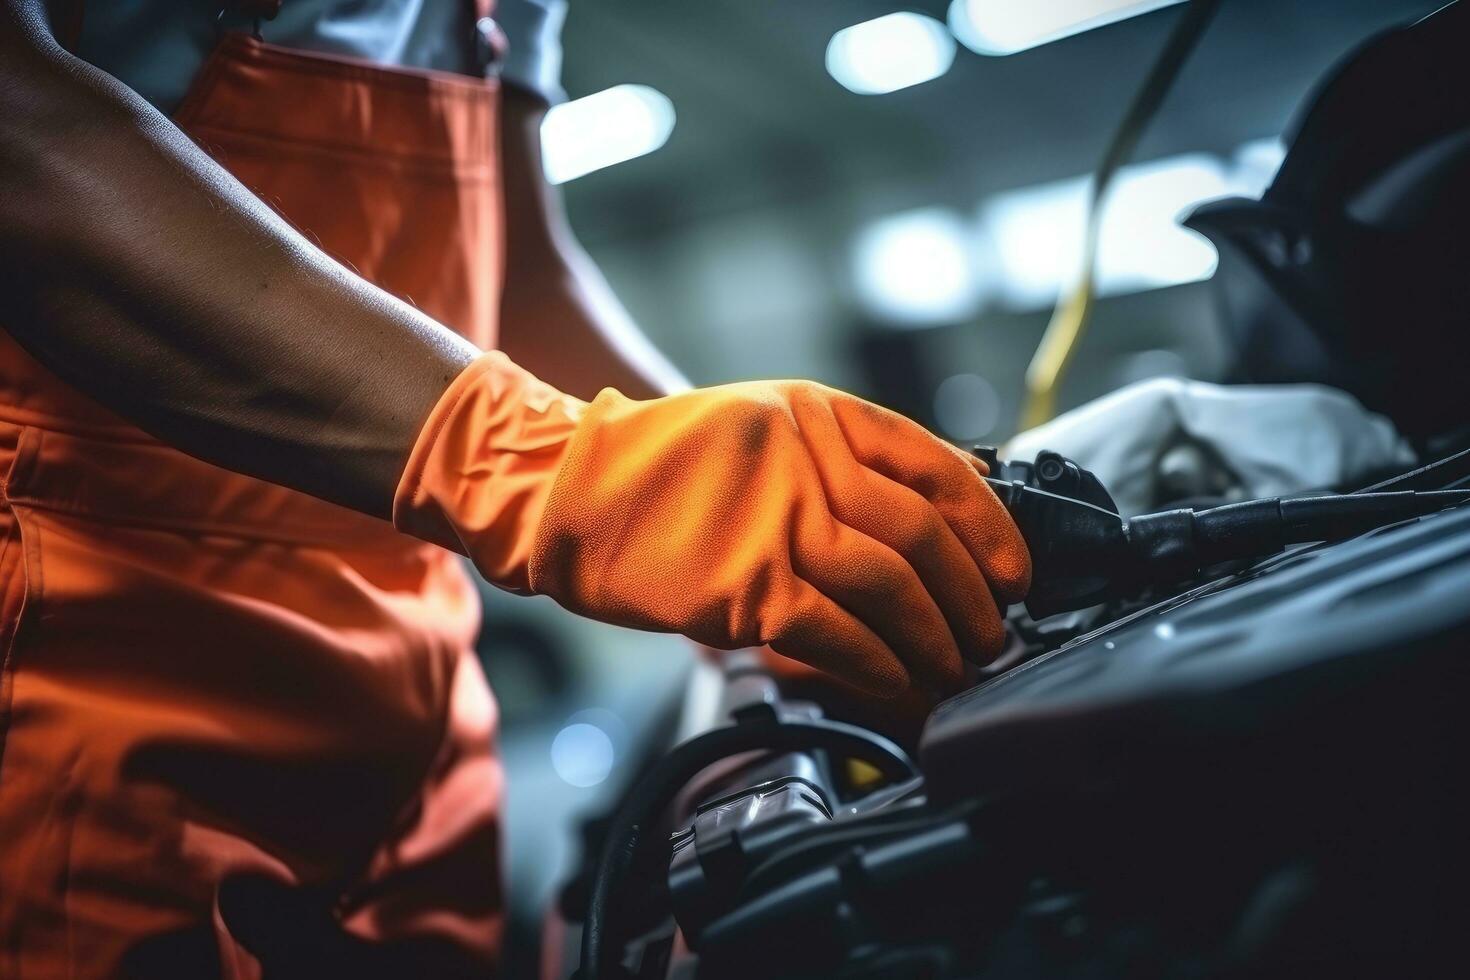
[1005,378,1416,516]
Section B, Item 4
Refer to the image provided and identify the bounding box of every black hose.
[576,716,914,980]
[1125,489,1470,579]
[1021,0,1223,426]
[739,802,971,897]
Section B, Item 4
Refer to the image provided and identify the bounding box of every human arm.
[496,86,687,401]
[0,1,475,517]
[2,1,1030,697]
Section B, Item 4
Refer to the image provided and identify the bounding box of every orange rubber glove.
[395,353,1031,697]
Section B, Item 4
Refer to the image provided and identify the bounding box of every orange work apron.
[0,19,507,979]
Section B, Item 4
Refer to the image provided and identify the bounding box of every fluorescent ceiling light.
[854,139,1279,321]
[981,153,1230,308]
[826,12,957,95]
[853,207,980,325]
[948,0,1186,56]
[541,84,676,184]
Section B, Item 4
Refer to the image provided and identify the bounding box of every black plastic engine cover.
[905,503,1470,978]
[921,502,1470,801]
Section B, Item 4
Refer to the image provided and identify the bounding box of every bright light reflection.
[1230,137,1287,198]
[982,154,1229,308]
[853,208,979,325]
[949,0,1187,56]
[550,722,614,788]
[855,138,1281,319]
[826,12,956,95]
[541,84,676,184]
[934,373,1001,441]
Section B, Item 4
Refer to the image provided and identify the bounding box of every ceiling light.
[541,84,676,184]
[948,0,1186,56]
[853,208,981,325]
[826,12,957,95]
[981,153,1230,308]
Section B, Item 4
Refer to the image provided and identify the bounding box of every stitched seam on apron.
[0,403,160,443]
[228,34,501,98]
[186,125,497,182]
[0,494,406,552]
[0,427,406,552]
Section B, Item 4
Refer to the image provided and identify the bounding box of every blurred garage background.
[475,1,1443,973]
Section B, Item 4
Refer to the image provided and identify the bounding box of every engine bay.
[543,4,1470,976]
[547,444,1470,980]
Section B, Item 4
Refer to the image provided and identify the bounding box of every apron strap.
[229,1,284,17]
[222,0,281,39]
[471,0,507,79]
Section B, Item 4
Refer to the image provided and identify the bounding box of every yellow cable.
[1020,215,1100,431]
[1016,0,1220,431]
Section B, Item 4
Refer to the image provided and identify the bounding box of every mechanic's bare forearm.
[496,86,687,401]
[0,6,477,517]
[499,252,685,401]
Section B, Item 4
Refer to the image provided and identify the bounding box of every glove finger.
[767,581,910,698]
[783,391,1004,664]
[789,509,965,694]
[827,464,1008,665]
[830,396,1031,603]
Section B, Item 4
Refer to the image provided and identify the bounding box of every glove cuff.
[524,386,638,602]
[393,351,586,593]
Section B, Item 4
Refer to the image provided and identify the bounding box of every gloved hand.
[395,353,1030,697]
